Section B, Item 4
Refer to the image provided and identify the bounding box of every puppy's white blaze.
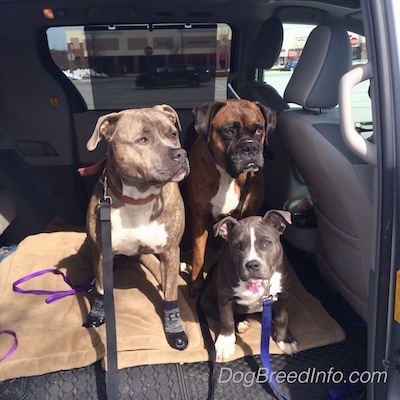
[211,165,240,220]
[111,207,168,255]
[215,332,236,361]
[246,227,264,263]
[122,183,160,199]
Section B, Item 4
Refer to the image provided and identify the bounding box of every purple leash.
[13,268,95,303]
[0,330,18,362]
[4,269,94,362]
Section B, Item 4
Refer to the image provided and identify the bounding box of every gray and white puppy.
[200,209,297,362]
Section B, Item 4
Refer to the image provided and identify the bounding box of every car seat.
[231,17,290,114]
[278,22,373,320]
[234,18,311,228]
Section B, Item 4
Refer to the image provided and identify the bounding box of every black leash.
[197,261,220,400]
[196,172,252,399]
[100,195,119,400]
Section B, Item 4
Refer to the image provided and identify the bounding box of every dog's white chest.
[110,205,167,255]
[211,165,240,220]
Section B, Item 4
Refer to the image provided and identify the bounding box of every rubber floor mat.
[0,242,367,400]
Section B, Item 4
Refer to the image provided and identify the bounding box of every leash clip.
[99,169,113,205]
[262,282,272,301]
[86,277,96,293]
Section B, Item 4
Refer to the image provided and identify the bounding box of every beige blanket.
[0,231,345,381]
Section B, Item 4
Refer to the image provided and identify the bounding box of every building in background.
[48,24,231,76]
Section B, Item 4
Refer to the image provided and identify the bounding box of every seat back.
[233,17,289,114]
[230,17,308,215]
[279,22,372,320]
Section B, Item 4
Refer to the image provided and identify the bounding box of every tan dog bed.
[0,231,345,381]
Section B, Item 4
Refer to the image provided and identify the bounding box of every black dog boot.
[162,300,188,350]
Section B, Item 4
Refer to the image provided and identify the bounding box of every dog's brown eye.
[222,127,237,137]
[234,242,242,250]
[137,136,148,144]
[262,239,272,247]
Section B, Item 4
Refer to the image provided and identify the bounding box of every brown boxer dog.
[186,99,276,297]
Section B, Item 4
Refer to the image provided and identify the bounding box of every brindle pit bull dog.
[83,104,190,350]
[186,99,276,297]
[200,209,297,362]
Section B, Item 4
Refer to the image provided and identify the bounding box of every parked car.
[0,1,399,400]
[283,59,298,71]
[135,64,212,89]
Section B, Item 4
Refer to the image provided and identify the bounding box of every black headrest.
[244,17,284,69]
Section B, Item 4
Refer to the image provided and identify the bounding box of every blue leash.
[260,297,292,400]
[261,298,366,400]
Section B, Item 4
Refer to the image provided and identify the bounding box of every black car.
[135,64,211,89]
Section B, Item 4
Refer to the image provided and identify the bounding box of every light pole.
[67,42,76,79]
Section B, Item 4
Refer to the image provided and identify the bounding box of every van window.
[47,24,231,110]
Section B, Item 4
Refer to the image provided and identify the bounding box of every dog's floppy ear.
[86,112,120,151]
[213,216,238,240]
[192,101,226,143]
[263,209,292,234]
[154,104,182,132]
[256,102,277,144]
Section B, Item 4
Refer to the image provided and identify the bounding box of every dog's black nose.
[239,140,259,157]
[246,260,260,271]
[169,147,187,161]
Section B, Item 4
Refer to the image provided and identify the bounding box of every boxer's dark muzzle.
[227,139,264,178]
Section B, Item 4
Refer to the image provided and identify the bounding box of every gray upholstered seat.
[234,17,289,114]
[279,22,372,320]
[231,17,308,215]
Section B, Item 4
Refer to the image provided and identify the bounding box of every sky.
[47,26,68,50]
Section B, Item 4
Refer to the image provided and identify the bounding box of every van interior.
[0,1,398,399]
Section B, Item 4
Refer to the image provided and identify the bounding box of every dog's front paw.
[272,321,297,355]
[165,331,188,350]
[215,333,236,362]
[276,339,298,355]
[83,315,105,328]
[236,319,250,333]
